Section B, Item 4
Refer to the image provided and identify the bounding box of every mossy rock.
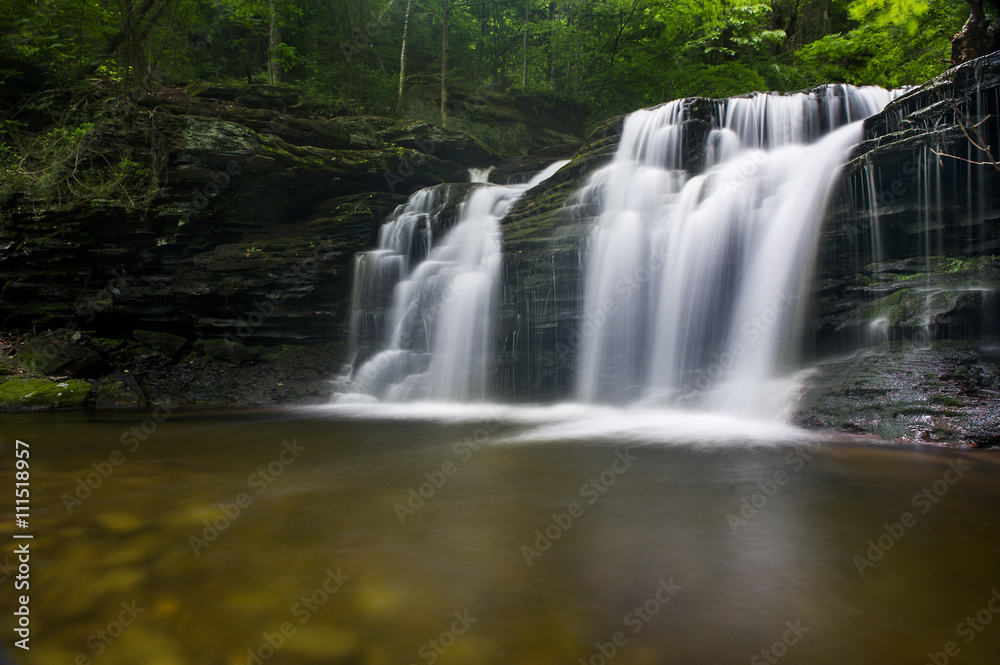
[0,378,91,412]
[180,116,259,156]
[95,373,146,409]
[193,338,259,363]
[133,330,187,357]
[18,333,102,376]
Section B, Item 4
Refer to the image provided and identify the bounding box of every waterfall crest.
[576,86,898,417]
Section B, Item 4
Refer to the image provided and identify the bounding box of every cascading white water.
[346,184,452,364]
[576,86,898,418]
[342,161,569,402]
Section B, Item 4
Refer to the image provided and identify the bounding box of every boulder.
[18,333,103,376]
[96,372,146,408]
[133,331,187,357]
[0,378,91,412]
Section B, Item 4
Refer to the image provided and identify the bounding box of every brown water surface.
[1,405,998,665]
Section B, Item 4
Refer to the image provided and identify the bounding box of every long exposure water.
[2,407,998,664]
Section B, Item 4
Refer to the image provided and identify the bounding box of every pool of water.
[1,404,999,665]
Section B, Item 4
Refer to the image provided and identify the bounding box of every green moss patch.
[96,374,146,409]
[0,378,91,412]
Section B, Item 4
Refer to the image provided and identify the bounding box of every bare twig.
[930,148,1000,167]
[932,95,1000,173]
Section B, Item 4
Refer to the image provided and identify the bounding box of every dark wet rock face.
[493,115,625,401]
[820,54,1000,356]
[95,373,146,409]
[794,343,1000,447]
[0,87,522,409]
[3,59,1000,439]
[797,55,1000,443]
[490,59,1000,443]
[0,90,505,346]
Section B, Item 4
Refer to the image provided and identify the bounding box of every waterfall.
[575,86,898,417]
[341,161,569,402]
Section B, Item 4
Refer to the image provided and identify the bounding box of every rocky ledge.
[0,82,582,411]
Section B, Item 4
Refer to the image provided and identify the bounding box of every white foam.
[308,401,816,447]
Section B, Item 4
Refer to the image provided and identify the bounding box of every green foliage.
[674,63,769,99]
[930,394,964,407]
[0,121,92,204]
[850,0,930,33]
[0,116,155,209]
[0,0,980,126]
[796,0,967,88]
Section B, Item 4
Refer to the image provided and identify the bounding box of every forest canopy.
[0,0,992,124]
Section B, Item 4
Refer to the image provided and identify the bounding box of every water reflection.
[1,408,998,665]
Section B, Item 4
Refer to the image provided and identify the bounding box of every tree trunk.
[83,0,167,80]
[951,0,989,64]
[397,0,413,114]
[145,0,180,88]
[441,0,449,127]
[567,0,577,92]
[522,0,529,86]
[268,0,281,84]
[548,0,556,85]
